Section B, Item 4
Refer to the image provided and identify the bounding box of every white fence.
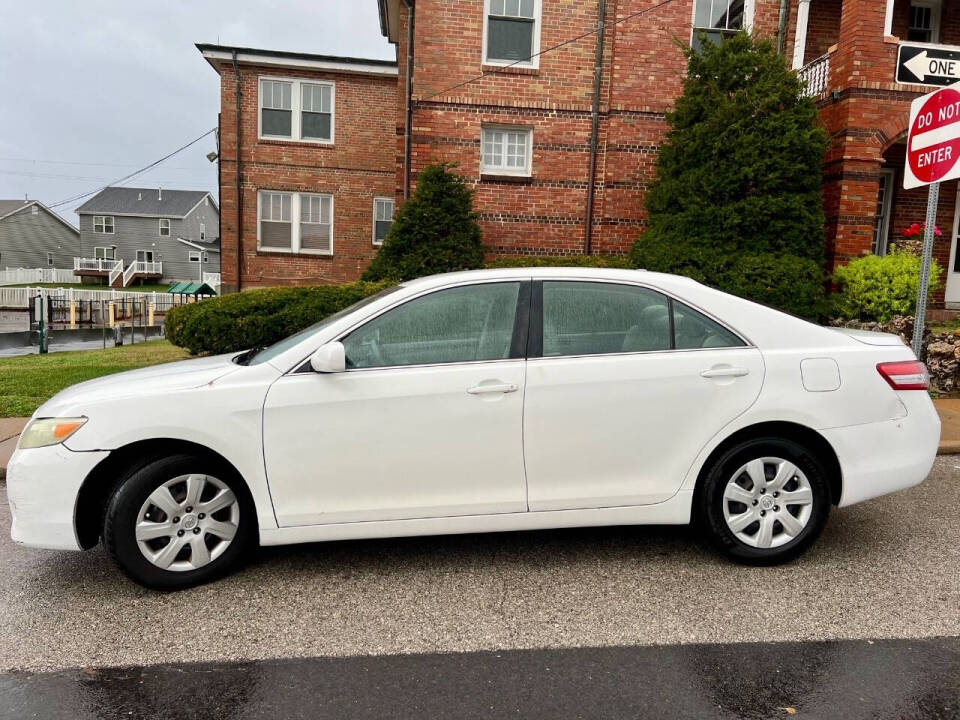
[0,268,76,286]
[0,286,194,312]
[203,272,221,289]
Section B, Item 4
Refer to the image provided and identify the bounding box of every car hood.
[34,352,242,417]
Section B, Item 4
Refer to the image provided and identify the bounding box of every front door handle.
[700,367,750,379]
[467,382,518,395]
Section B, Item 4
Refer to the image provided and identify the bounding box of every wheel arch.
[691,421,842,517]
[74,438,258,550]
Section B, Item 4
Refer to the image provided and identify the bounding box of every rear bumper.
[6,445,109,551]
[823,392,940,508]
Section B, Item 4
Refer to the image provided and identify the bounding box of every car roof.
[400,266,701,290]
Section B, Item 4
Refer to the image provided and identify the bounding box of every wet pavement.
[1,637,958,719]
[1,459,959,716]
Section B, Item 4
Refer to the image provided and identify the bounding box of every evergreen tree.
[629,33,829,316]
[363,163,484,281]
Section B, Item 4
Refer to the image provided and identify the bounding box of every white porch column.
[792,0,812,70]
[884,0,895,35]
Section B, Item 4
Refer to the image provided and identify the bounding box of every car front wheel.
[698,437,831,564]
[104,454,255,590]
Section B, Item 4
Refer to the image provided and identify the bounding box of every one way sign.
[897,44,960,87]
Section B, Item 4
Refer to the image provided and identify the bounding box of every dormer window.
[484,0,541,67]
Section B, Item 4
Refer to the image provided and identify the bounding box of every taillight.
[876,360,929,390]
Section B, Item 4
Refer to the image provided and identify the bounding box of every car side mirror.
[309,342,346,373]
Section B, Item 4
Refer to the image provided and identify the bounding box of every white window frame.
[159,218,170,237]
[94,246,115,260]
[258,76,335,145]
[908,0,942,43]
[690,0,755,47]
[873,168,897,256]
[256,190,335,256]
[481,126,534,177]
[136,249,155,263]
[199,222,206,241]
[188,251,201,263]
[93,215,114,234]
[31,205,39,215]
[482,0,542,69]
[373,197,395,246]
[46,252,54,266]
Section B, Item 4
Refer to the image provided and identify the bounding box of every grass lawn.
[0,340,190,418]
[7,282,174,293]
[930,316,960,335]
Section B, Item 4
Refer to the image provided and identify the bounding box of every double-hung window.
[373,198,395,245]
[908,0,941,43]
[200,223,206,241]
[188,251,201,263]
[159,218,170,236]
[484,0,540,66]
[259,77,334,143]
[258,190,334,255]
[94,246,115,260]
[46,252,54,266]
[482,127,533,176]
[691,0,745,50]
[93,215,114,234]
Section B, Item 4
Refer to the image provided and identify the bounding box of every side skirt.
[259,490,693,546]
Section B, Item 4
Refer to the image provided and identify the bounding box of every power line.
[0,169,214,185]
[0,157,210,171]
[46,128,217,209]
[418,0,681,103]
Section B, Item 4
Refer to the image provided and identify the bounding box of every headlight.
[18,417,87,449]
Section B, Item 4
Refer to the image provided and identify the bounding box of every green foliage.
[362,163,484,281]
[629,32,829,318]
[165,282,390,355]
[485,255,633,269]
[832,250,941,322]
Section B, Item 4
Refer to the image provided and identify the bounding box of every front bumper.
[823,392,940,508]
[6,444,109,550]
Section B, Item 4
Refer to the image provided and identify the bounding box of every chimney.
[158,187,162,201]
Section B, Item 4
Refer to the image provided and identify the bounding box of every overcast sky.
[0,0,394,227]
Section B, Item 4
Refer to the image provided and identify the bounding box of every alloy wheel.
[721,456,814,549]
[135,474,239,572]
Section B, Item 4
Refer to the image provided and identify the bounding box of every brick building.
[202,0,960,309]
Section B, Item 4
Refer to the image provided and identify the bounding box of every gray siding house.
[75,187,220,287]
[0,200,80,269]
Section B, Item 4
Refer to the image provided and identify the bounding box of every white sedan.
[7,268,940,589]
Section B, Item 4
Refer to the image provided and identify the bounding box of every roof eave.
[196,44,398,77]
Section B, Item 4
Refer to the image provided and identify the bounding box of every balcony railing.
[74,257,120,273]
[798,52,831,97]
[122,261,162,287]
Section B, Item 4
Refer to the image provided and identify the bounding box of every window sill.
[256,248,334,258]
[481,63,539,76]
[481,173,532,184]
[257,137,335,148]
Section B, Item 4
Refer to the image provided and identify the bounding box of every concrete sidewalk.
[1,400,959,479]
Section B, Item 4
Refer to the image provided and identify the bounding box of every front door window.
[873,169,896,256]
[342,282,522,369]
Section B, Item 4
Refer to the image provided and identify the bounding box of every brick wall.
[212,59,397,291]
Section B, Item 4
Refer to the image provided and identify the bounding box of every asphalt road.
[0,458,958,716]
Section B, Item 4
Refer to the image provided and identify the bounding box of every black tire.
[696,437,831,565]
[104,453,256,590]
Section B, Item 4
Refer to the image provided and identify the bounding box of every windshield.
[243,286,402,366]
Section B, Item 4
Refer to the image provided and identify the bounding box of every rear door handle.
[700,367,750,379]
[467,383,518,395]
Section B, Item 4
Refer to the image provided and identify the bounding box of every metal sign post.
[911,182,940,357]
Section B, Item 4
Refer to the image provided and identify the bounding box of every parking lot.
[1,458,958,677]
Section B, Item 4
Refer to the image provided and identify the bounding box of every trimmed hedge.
[165,281,390,355]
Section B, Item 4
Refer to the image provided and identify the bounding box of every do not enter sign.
[905,82,960,188]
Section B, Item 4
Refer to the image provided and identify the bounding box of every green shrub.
[485,255,633,269]
[362,163,484,281]
[832,250,941,322]
[165,281,390,355]
[718,253,827,319]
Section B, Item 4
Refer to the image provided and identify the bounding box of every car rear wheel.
[698,437,831,564]
[104,454,255,590]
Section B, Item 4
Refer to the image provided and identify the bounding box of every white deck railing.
[122,260,163,287]
[74,257,120,273]
[798,52,831,97]
[0,268,76,286]
[107,260,124,288]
